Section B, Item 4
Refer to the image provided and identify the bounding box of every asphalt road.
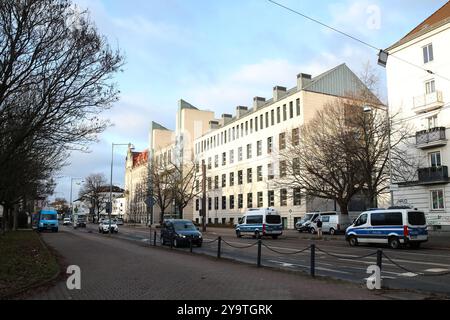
[28,226,395,300]
[81,224,450,297]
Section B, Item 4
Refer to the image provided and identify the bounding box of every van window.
[408,211,426,226]
[355,214,367,226]
[246,215,263,224]
[371,212,402,226]
[266,215,281,224]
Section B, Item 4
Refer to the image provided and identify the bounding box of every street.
[27,224,450,300]
[27,226,393,300]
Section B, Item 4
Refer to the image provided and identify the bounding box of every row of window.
[195,99,301,155]
[196,159,300,191]
[197,129,300,170]
[195,189,302,211]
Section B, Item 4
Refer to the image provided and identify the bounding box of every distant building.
[386,2,450,229]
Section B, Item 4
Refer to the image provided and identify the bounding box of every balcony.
[415,127,447,149]
[417,166,449,185]
[413,91,444,114]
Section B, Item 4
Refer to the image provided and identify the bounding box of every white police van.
[235,208,283,239]
[345,208,428,249]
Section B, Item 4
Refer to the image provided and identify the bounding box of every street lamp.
[109,143,134,234]
[363,104,394,207]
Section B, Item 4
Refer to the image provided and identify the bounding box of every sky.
[52,0,448,202]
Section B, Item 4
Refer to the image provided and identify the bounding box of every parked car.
[63,218,71,226]
[346,209,428,249]
[98,220,119,234]
[235,208,283,239]
[160,219,202,248]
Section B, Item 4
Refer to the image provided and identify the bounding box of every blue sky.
[52,0,448,201]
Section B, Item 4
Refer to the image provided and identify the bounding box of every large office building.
[386,2,450,229]
[192,63,372,229]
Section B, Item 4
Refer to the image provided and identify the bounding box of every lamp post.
[363,104,394,207]
[109,143,134,234]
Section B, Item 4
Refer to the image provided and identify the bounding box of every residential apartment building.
[386,2,450,230]
[124,147,148,223]
[148,101,215,224]
[192,64,372,229]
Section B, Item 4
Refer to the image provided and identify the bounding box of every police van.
[345,208,428,249]
[235,208,283,239]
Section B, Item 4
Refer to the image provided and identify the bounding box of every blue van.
[38,208,59,233]
[235,208,283,239]
[346,209,428,249]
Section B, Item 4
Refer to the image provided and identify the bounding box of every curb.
[0,232,62,300]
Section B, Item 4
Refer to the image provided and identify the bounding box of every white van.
[346,209,428,249]
[235,208,283,239]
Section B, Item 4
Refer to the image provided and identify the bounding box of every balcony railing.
[413,91,444,113]
[417,166,449,184]
[415,127,447,148]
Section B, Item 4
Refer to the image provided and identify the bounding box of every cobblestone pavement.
[27,228,390,300]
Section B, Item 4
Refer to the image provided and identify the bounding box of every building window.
[214,197,219,210]
[214,176,219,189]
[238,147,243,162]
[431,190,444,210]
[268,190,275,207]
[230,150,234,164]
[257,140,262,156]
[238,194,243,209]
[423,43,434,64]
[279,133,286,150]
[256,166,262,182]
[292,128,299,146]
[247,143,252,159]
[280,189,287,206]
[294,188,301,206]
[430,151,441,167]
[230,195,235,209]
[238,170,243,185]
[222,196,226,210]
[296,98,300,116]
[222,152,226,166]
[257,192,263,208]
[230,172,235,186]
[280,160,287,178]
[277,107,281,123]
[425,79,435,94]
[289,101,294,119]
[267,137,273,154]
[247,168,253,183]
[222,174,226,188]
[268,163,274,180]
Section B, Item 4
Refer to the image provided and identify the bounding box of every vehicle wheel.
[329,228,336,236]
[410,242,421,249]
[348,236,358,247]
[388,237,400,249]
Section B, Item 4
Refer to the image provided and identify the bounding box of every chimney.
[209,120,220,130]
[253,97,266,110]
[297,73,312,90]
[221,114,233,125]
[236,106,249,119]
[273,86,287,101]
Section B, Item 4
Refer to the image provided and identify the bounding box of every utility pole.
[202,159,207,232]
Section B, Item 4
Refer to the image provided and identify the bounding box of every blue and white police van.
[345,208,428,249]
[235,208,283,239]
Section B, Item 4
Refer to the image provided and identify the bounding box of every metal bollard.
[310,244,316,277]
[153,231,157,246]
[190,238,193,253]
[217,237,222,259]
[377,249,383,270]
[257,240,262,268]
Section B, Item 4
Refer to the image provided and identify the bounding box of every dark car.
[160,219,203,248]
